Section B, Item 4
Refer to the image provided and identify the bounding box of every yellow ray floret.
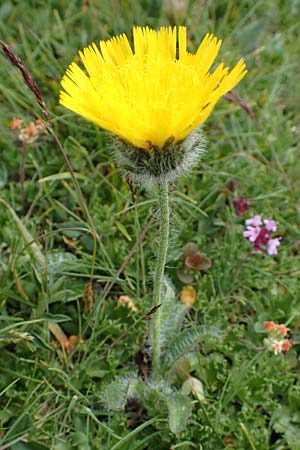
[60,26,247,150]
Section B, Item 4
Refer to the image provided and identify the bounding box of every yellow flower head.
[60,26,246,151]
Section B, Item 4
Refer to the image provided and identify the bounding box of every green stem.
[151,179,170,380]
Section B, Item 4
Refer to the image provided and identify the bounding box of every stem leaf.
[167,392,192,434]
[169,326,223,363]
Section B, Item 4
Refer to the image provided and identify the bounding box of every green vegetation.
[0,1,300,449]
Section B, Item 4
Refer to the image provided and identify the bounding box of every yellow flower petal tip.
[60,26,247,150]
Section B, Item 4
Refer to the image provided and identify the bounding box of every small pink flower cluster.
[263,321,292,355]
[243,215,281,255]
[233,196,250,216]
[10,117,47,144]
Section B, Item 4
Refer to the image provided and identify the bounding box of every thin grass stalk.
[0,198,46,269]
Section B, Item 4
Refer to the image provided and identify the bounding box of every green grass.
[1,0,300,449]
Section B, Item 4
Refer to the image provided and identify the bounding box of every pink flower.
[264,218,277,232]
[267,238,281,255]
[253,228,270,251]
[243,226,261,242]
[281,340,292,352]
[271,340,283,355]
[271,339,292,355]
[233,196,250,216]
[275,324,290,337]
[263,321,276,332]
[264,321,290,337]
[245,215,262,227]
[263,322,292,355]
[243,214,281,256]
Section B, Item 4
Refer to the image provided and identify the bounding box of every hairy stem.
[151,179,170,380]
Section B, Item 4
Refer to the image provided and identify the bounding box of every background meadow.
[0,0,300,449]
